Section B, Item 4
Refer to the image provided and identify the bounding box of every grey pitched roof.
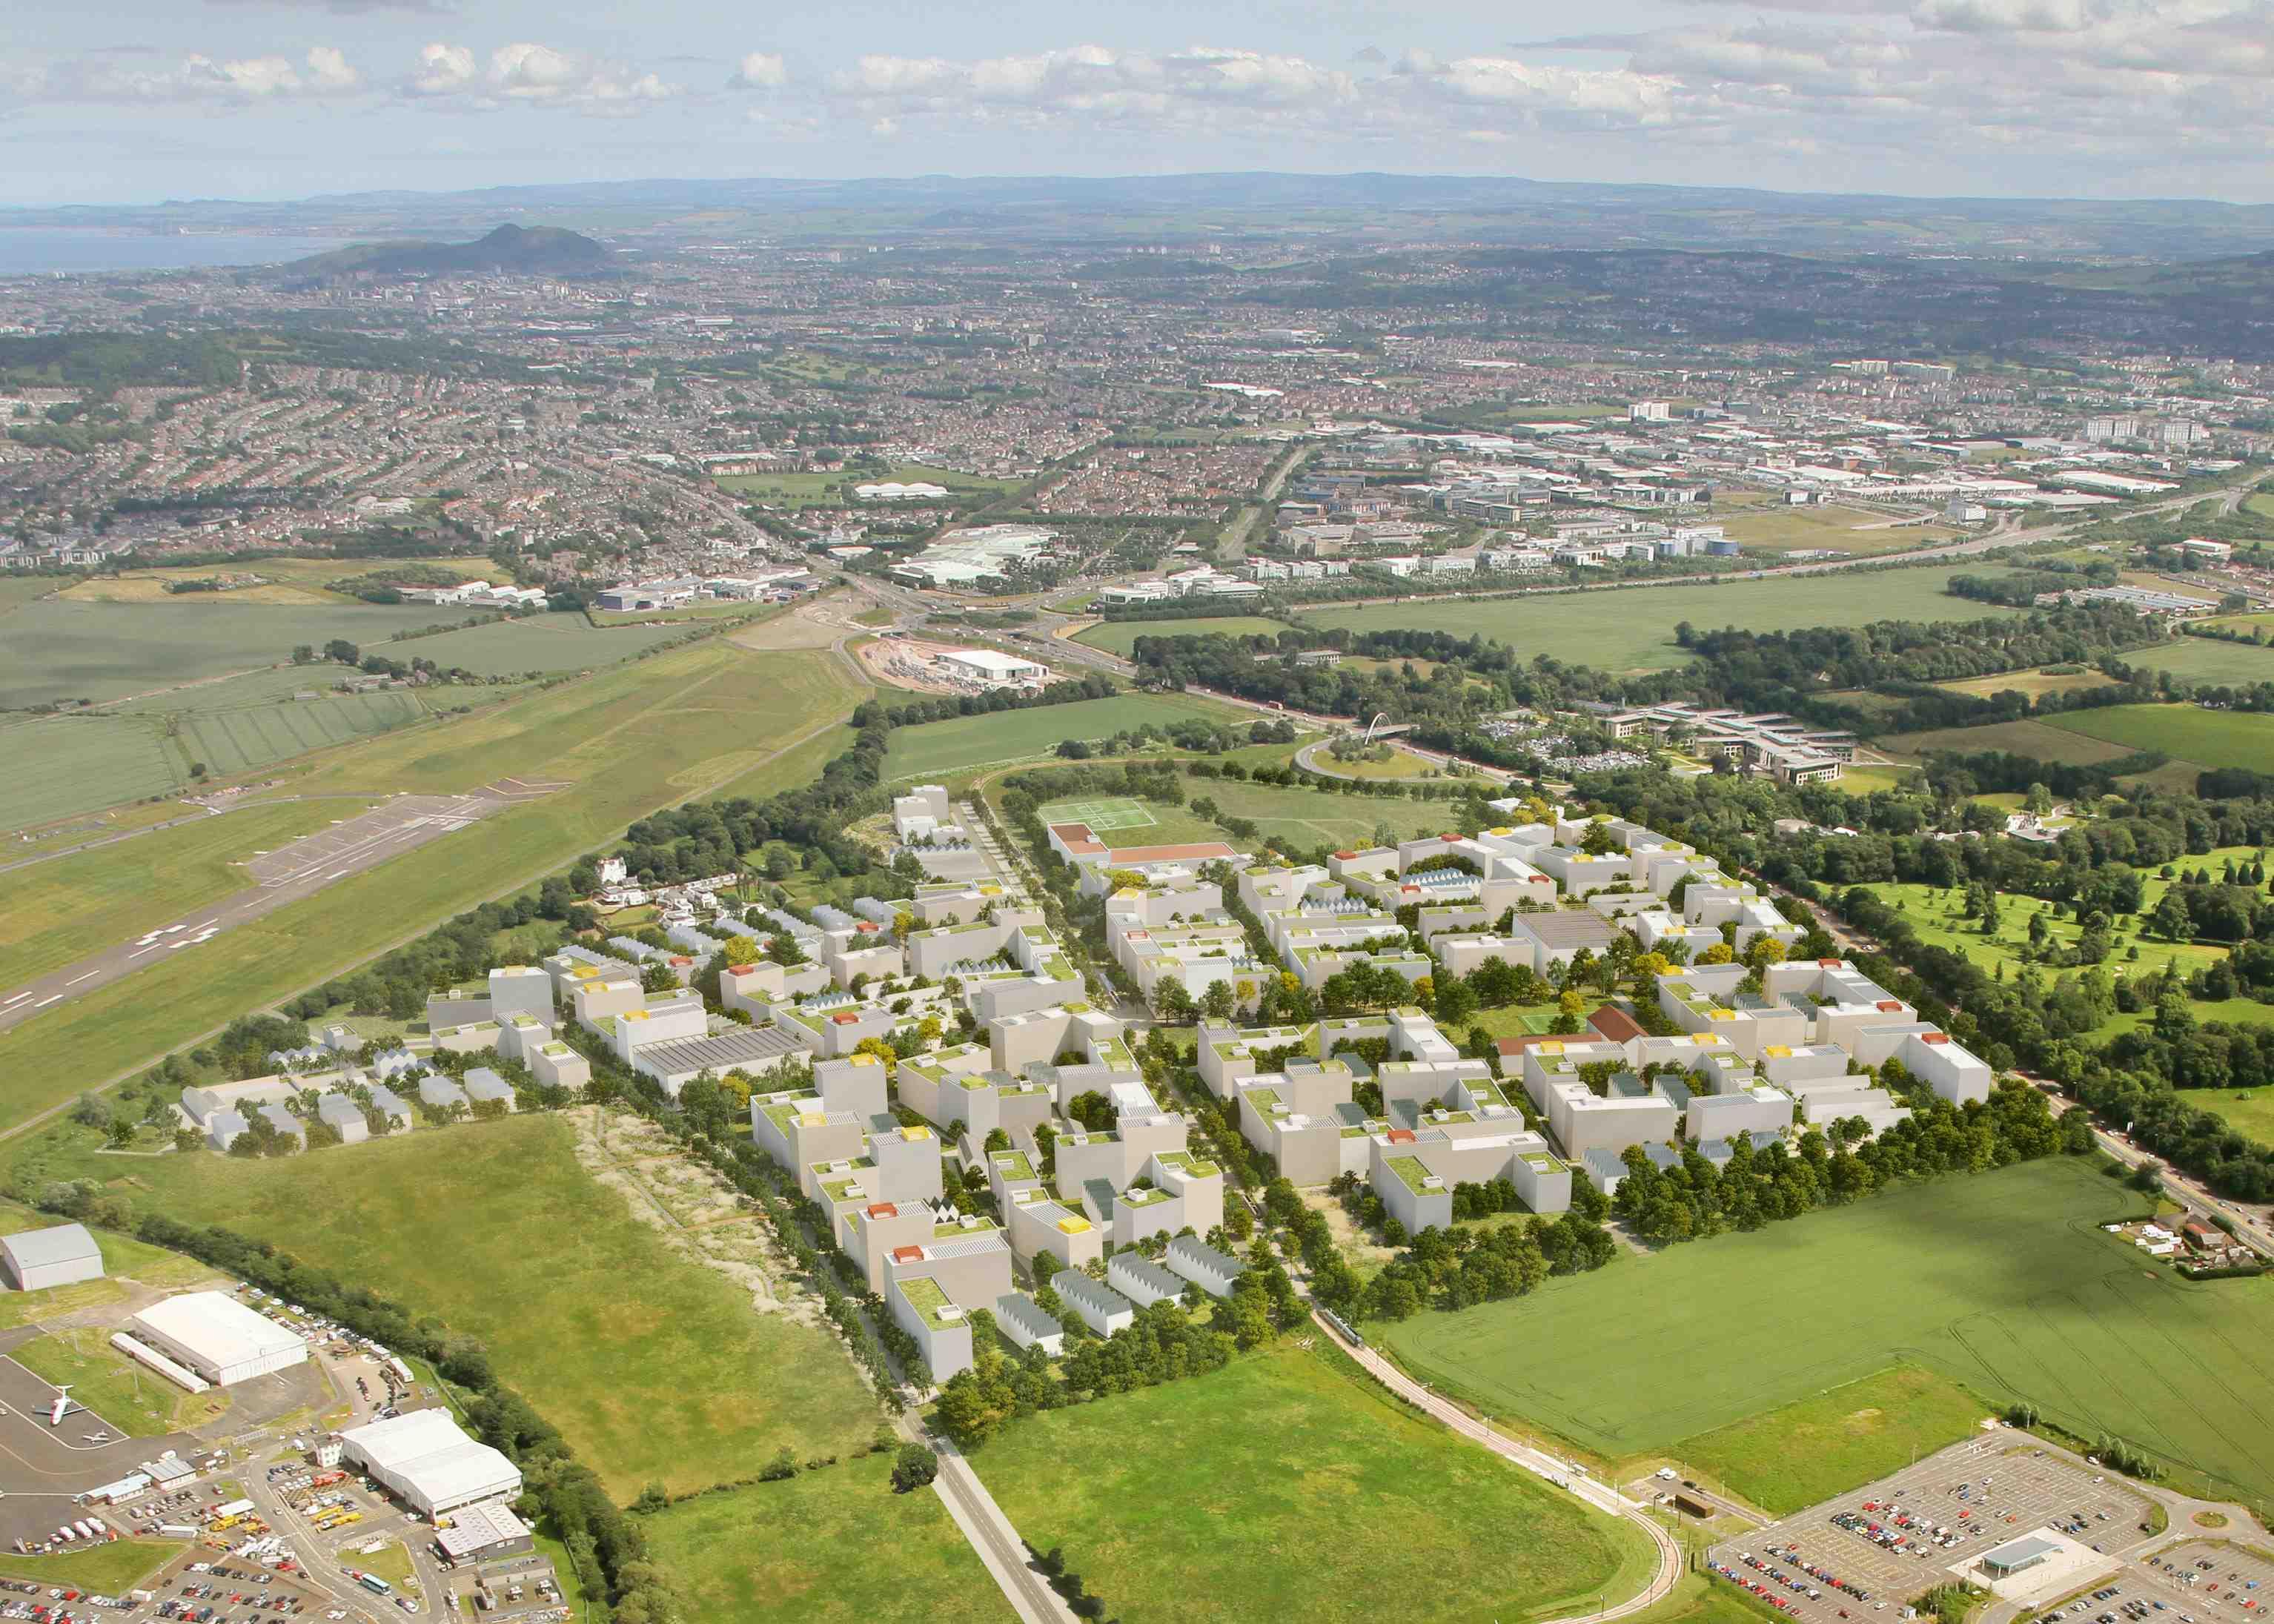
[0,1224,99,1271]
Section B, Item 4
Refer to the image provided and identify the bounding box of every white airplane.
[48,1388,79,1428]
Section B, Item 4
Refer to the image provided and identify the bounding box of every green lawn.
[1037,780,1485,856]
[2046,703,2274,773]
[12,1327,230,1436]
[366,612,697,677]
[2123,640,2274,685]
[0,599,453,709]
[0,640,866,1134]
[1378,1159,2274,1508]
[1717,505,1957,557]
[1883,717,2141,769]
[2184,1088,2274,1149]
[643,1456,1004,1624]
[1302,567,2025,675]
[1073,616,1290,657]
[0,800,353,988]
[20,1113,882,1497]
[1663,1364,1987,1515]
[880,694,1243,781]
[978,1339,1650,1623]
[0,1540,175,1595]
[1854,881,2232,990]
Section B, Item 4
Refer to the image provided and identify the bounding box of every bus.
[358,1574,393,1597]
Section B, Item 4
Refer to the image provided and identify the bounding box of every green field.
[2189,1089,2274,1149]
[0,599,455,708]
[2050,703,2274,772]
[978,1339,1649,1623]
[1883,717,2141,768]
[0,639,866,1132]
[1379,1159,2274,1508]
[1854,879,2235,992]
[1032,778,1484,854]
[644,1457,1003,1624]
[0,798,351,988]
[20,1113,881,1497]
[367,612,697,677]
[1072,616,1290,657]
[0,1540,174,1595]
[1662,1364,1987,1514]
[1717,504,1957,557]
[13,1326,230,1436]
[1935,667,2121,701]
[1038,795,1158,832]
[2124,639,2274,685]
[879,693,1243,781]
[1302,567,2023,675]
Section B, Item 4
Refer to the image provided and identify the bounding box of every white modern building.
[339,1408,524,1518]
[0,1224,103,1292]
[128,1292,308,1387]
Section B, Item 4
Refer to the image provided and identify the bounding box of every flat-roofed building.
[130,1291,307,1386]
[340,1407,523,1517]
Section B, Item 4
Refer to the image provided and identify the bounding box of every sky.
[4,0,2272,208]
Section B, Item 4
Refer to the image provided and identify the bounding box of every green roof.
[991,1150,1037,1181]
[1385,1156,1438,1196]
[1155,1150,1220,1180]
[896,1274,965,1333]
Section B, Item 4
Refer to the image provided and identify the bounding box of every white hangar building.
[128,1291,308,1386]
[339,1408,523,1518]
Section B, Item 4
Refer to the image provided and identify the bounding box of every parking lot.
[2107,1540,2274,1624]
[1707,1434,2158,1624]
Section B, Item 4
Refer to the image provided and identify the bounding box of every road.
[1318,1313,1687,1623]
[0,786,553,1035]
[901,1420,1080,1624]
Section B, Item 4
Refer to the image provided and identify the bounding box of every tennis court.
[1039,796,1157,832]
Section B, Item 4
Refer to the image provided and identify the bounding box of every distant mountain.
[279,223,614,280]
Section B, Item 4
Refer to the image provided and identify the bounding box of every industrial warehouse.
[0,1222,103,1291]
[339,1408,523,1518]
[125,1291,309,1387]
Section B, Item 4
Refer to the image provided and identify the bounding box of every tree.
[890,1443,940,1492]
[1200,979,1236,1020]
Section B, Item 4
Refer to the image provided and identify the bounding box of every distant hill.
[279,223,614,280]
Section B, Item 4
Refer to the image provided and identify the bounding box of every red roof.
[1876,1000,1904,1012]
[1920,1031,1949,1044]
[1588,1004,1646,1044]
[831,1012,858,1024]
[1496,1033,1562,1057]
[1442,832,1462,842]
[728,963,758,975]
[1386,1129,1417,1144]
[1333,849,1359,861]
[867,1202,899,1219]
[1817,957,1843,967]
[891,1245,925,1264]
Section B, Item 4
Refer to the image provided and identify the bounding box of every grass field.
[879,693,1243,781]
[12,1327,231,1436]
[1935,667,2121,701]
[0,1540,174,1595]
[1717,505,1958,557]
[1828,765,1921,796]
[644,1457,1004,1624]
[978,1339,1650,1623]
[0,638,868,1131]
[1030,779,1485,854]
[1853,880,2232,990]
[1661,1364,1987,1514]
[2124,639,2274,685]
[2050,704,2274,772]
[1378,1158,2274,1508]
[369,613,697,677]
[1037,795,1157,832]
[0,798,351,988]
[1071,616,1290,657]
[1883,717,2141,768]
[1302,567,2024,675]
[2187,1089,2274,1149]
[0,600,456,708]
[21,1113,882,1496]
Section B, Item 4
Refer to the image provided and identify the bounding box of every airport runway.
[0,780,563,1035]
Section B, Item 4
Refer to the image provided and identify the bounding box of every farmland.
[1935,666,2120,701]
[2124,638,2274,685]
[18,1112,884,1497]
[1881,716,2141,768]
[1071,614,1290,657]
[379,612,703,675]
[879,692,1245,781]
[1377,1158,2274,1508]
[0,639,868,1130]
[644,1459,1004,1624]
[978,1339,1651,1623]
[2051,703,2274,772]
[1302,566,2023,675]
[0,598,454,708]
[0,797,349,988]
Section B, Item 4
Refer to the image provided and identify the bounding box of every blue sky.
[4,0,2271,206]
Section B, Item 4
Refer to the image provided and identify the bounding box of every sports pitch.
[1038,795,1156,832]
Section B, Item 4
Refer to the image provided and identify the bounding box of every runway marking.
[1,992,29,1006]
[31,997,59,1008]
[64,972,97,986]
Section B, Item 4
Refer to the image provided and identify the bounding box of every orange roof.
[1107,841,1241,864]
[1876,1000,1904,1012]
[1386,1128,1416,1144]
[890,1245,924,1264]
[868,1202,899,1219]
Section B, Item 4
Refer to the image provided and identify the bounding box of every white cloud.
[729,51,787,90]
[19,45,366,104]
[404,42,679,110]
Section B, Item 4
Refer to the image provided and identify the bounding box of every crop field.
[369,612,697,677]
[0,599,456,708]
[1881,717,2141,767]
[644,1459,1003,1624]
[1935,667,2121,701]
[2123,638,2274,685]
[1717,504,1958,556]
[0,715,186,829]
[1657,1364,1987,1514]
[1378,1159,2274,1508]
[2050,703,2274,772]
[1072,615,1290,657]
[0,798,349,989]
[979,1339,1650,1623]
[23,1113,882,1496]
[1303,567,2024,675]
[879,693,1242,781]
[0,640,868,1131]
